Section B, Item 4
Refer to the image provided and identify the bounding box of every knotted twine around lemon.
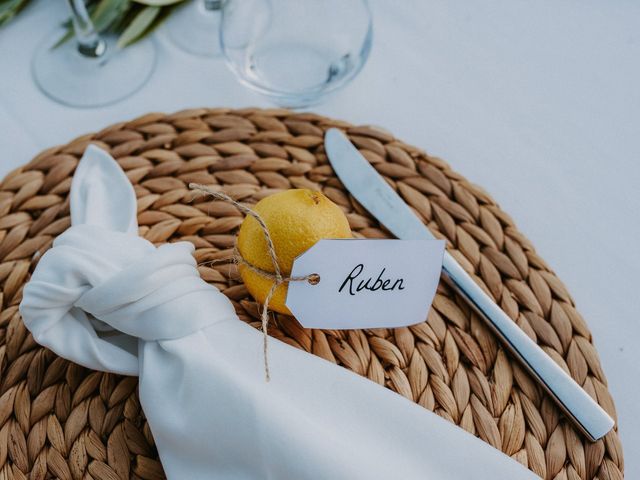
[237,189,352,315]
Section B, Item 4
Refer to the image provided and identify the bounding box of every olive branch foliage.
[0,0,187,48]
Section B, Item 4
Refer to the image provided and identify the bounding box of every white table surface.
[1,0,639,477]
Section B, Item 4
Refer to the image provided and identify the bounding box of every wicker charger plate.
[0,108,623,480]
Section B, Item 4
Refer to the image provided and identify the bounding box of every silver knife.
[324,128,614,442]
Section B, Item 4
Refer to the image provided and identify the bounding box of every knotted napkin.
[19,146,537,479]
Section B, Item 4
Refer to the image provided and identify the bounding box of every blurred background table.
[0,1,638,476]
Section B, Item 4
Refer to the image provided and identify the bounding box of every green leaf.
[116,5,160,48]
[110,4,138,32]
[138,2,180,36]
[51,24,74,49]
[91,0,130,32]
[133,0,184,5]
[0,0,25,16]
[0,0,31,27]
[0,0,19,16]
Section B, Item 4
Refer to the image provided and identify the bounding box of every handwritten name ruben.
[338,264,405,296]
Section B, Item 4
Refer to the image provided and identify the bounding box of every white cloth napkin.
[19,146,537,479]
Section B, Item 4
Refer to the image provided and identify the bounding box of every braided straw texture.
[0,109,623,480]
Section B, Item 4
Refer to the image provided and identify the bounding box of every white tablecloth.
[1,0,639,477]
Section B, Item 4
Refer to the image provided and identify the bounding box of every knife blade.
[324,128,614,442]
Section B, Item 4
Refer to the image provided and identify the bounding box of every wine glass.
[166,0,223,57]
[32,0,157,108]
[220,0,372,108]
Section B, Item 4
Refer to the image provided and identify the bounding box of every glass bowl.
[220,0,372,108]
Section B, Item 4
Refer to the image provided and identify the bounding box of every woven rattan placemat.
[0,109,623,479]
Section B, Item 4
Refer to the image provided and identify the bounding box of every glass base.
[166,0,222,57]
[32,28,157,108]
[232,41,355,108]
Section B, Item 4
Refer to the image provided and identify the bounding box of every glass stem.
[66,0,106,58]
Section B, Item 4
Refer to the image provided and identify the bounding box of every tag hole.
[308,274,320,285]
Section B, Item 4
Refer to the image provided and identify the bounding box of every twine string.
[189,183,319,381]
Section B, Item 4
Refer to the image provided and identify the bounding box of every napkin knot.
[20,223,237,374]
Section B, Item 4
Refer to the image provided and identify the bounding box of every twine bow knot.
[189,184,319,381]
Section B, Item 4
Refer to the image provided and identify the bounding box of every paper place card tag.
[286,239,445,330]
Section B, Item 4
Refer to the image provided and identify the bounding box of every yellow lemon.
[237,189,351,315]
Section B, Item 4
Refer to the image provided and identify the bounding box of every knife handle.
[441,252,614,442]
